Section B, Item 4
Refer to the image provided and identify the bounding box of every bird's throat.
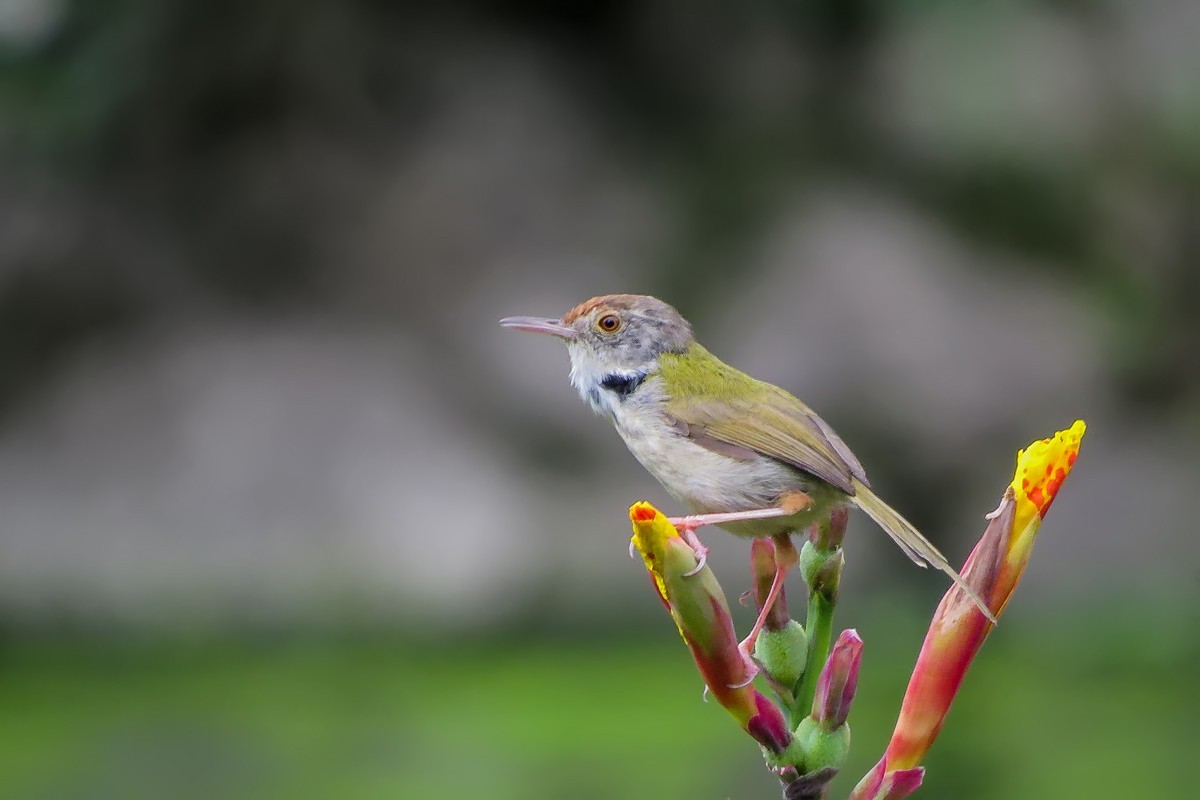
[599,371,646,399]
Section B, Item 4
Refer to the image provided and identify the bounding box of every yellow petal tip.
[1012,420,1086,522]
[629,499,678,553]
[629,501,660,525]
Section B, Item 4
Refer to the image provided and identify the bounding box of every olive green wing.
[664,387,869,495]
[663,373,997,622]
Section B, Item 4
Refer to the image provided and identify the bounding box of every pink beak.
[499,316,578,340]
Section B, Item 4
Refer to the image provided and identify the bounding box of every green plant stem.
[794,569,836,722]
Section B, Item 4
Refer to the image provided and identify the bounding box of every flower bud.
[812,629,862,730]
[798,540,843,599]
[848,758,924,800]
[793,716,851,772]
[883,421,1085,772]
[753,619,809,689]
[811,507,849,550]
[751,537,789,631]
[629,502,792,756]
[797,540,823,586]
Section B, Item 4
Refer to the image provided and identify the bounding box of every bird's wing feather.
[657,350,996,623]
[665,389,868,495]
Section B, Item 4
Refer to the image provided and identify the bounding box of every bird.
[500,293,992,670]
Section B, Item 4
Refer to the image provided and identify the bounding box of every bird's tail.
[850,478,997,624]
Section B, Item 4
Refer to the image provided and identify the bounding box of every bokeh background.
[1,1,1197,798]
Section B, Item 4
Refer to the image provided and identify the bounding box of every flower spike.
[852,421,1085,795]
[629,502,792,756]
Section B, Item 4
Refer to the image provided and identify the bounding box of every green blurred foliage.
[3,604,1195,799]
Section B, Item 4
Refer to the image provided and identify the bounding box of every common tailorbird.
[500,294,992,666]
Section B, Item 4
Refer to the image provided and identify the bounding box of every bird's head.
[500,293,694,409]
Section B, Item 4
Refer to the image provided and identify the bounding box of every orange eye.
[596,314,621,333]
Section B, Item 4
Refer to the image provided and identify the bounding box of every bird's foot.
[737,539,794,656]
[728,642,760,688]
[680,529,709,577]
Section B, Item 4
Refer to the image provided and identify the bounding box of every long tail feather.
[850,479,997,624]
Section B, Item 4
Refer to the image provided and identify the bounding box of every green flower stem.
[793,512,847,725]
[794,576,836,723]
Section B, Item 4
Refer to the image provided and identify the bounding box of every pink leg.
[667,491,812,534]
[735,534,799,684]
[667,506,796,530]
[668,496,809,580]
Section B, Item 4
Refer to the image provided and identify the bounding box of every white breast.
[608,378,797,514]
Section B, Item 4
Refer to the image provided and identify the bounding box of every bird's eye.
[596,314,622,333]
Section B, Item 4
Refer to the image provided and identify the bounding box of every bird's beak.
[499,316,578,340]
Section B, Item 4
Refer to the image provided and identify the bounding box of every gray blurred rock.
[1113,0,1200,140]
[713,187,1105,454]
[874,4,1104,161]
[0,320,553,626]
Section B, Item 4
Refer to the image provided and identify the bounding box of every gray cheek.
[619,330,657,362]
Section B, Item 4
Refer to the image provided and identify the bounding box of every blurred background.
[0,1,1197,798]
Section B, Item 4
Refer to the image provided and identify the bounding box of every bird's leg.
[736,533,799,675]
[672,514,772,578]
[667,490,812,531]
[667,505,796,531]
[667,492,810,580]
[658,514,713,577]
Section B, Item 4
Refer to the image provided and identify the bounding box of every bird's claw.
[729,647,760,688]
[680,529,709,577]
[729,671,758,689]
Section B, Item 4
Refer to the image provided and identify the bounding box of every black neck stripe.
[600,372,646,400]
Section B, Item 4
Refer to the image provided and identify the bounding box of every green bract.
[754,619,809,689]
